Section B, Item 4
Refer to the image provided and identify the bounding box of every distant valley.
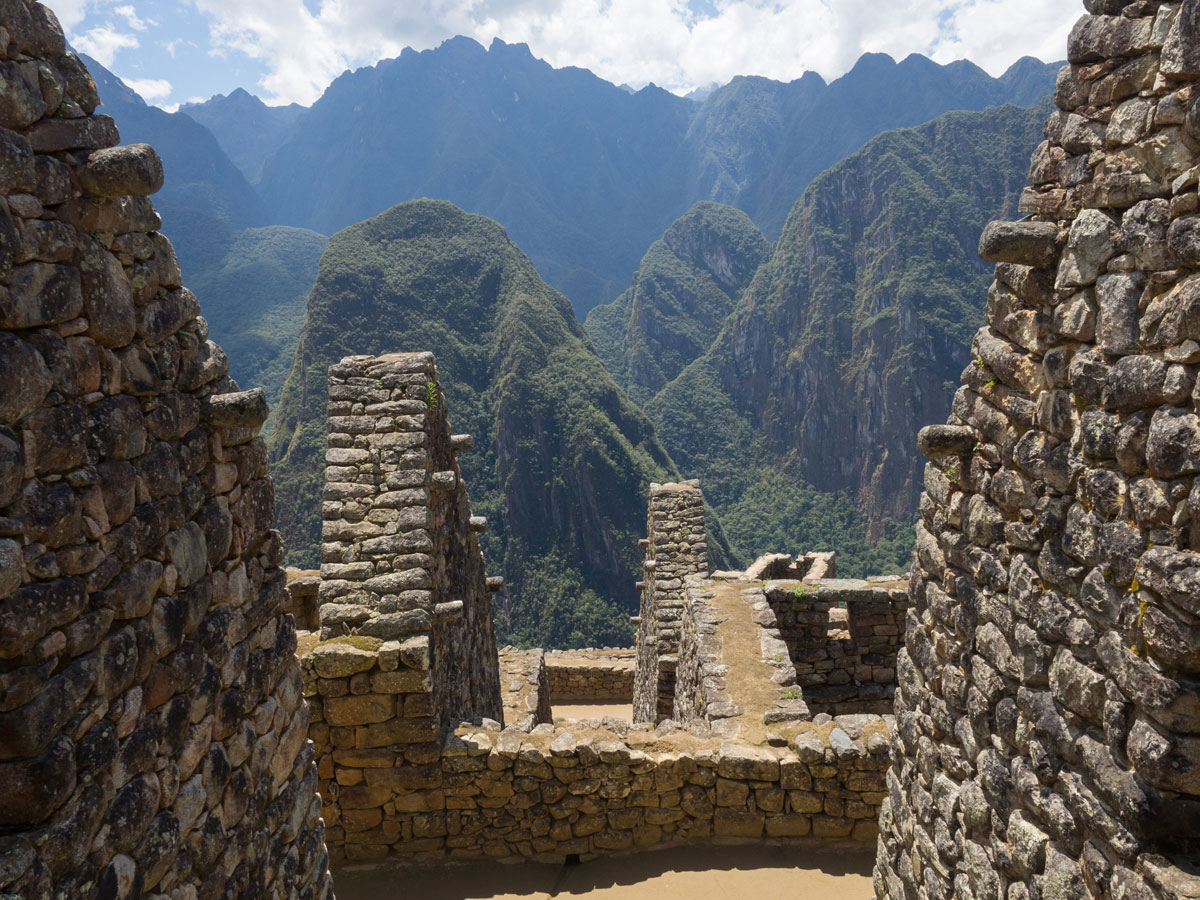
[82,40,1059,645]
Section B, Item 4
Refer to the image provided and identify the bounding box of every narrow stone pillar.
[632,480,709,723]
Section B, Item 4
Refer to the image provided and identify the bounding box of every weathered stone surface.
[77,143,164,198]
[0,42,331,899]
[879,11,1200,900]
[0,333,50,424]
[0,261,81,328]
[978,220,1059,267]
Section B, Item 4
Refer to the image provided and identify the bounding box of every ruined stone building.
[0,4,332,896]
[876,3,1200,898]
[6,0,1200,897]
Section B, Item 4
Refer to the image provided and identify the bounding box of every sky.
[52,0,1084,110]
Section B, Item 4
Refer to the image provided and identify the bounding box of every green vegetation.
[270,200,699,648]
[188,226,328,422]
[638,101,1052,577]
[585,202,771,403]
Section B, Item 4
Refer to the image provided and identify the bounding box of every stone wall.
[672,578,739,732]
[762,578,908,715]
[0,10,332,898]
[876,2,1200,898]
[318,353,501,736]
[303,641,893,863]
[544,649,635,702]
[632,481,708,724]
[499,647,553,732]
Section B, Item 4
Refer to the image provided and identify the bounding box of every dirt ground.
[331,844,876,899]
[552,702,633,723]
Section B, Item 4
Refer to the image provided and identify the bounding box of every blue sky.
[54,0,1083,109]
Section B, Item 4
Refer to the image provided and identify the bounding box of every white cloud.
[187,0,1082,106]
[121,75,173,103]
[114,4,153,31]
[49,0,94,30]
[73,23,139,65]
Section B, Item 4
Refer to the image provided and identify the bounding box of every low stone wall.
[763,578,908,715]
[499,647,552,732]
[544,649,635,702]
[673,579,740,734]
[302,639,892,864]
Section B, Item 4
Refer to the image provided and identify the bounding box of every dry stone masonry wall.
[318,353,502,736]
[305,454,899,862]
[763,578,909,715]
[0,9,332,898]
[632,481,708,724]
[543,649,636,703]
[877,2,1200,898]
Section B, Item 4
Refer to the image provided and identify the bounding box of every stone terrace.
[297,363,911,866]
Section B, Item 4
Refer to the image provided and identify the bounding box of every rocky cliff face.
[585,201,770,404]
[877,2,1200,897]
[651,102,1050,554]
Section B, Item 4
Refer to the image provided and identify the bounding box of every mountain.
[645,100,1053,573]
[254,38,1059,316]
[82,56,315,414]
[269,199,699,648]
[181,88,307,183]
[585,201,771,404]
[687,54,1059,240]
[80,53,263,262]
[257,38,696,316]
[188,226,328,417]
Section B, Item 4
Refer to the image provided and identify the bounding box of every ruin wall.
[544,648,636,702]
[632,482,708,723]
[0,9,332,897]
[877,2,1200,898]
[763,578,909,715]
[317,353,502,737]
[303,639,893,864]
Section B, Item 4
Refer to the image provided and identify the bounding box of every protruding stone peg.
[644,560,657,571]
[630,616,642,625]
[78,144,165,198]
[469,516,488,532]
[638,538,649,548]
[635,581,646,590]
[486,576,504,592]
[434,600,464,623]
[917,424,976,457]
[431,470,457,489]
[450,434,474,451]
[978,220,1059,267]
[201,388,268,429]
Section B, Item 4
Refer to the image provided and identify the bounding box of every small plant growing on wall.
[425,380,439,412]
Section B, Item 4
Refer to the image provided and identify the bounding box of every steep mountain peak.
[585,201,769,404]
[270,198,681,646]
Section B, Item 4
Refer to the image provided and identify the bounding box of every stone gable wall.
[632,481,708,724]
[876,2,1200,898]
[318,353,501,736]
[0,8,332,897]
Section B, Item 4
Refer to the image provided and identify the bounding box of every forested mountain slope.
[269,200,716,647]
